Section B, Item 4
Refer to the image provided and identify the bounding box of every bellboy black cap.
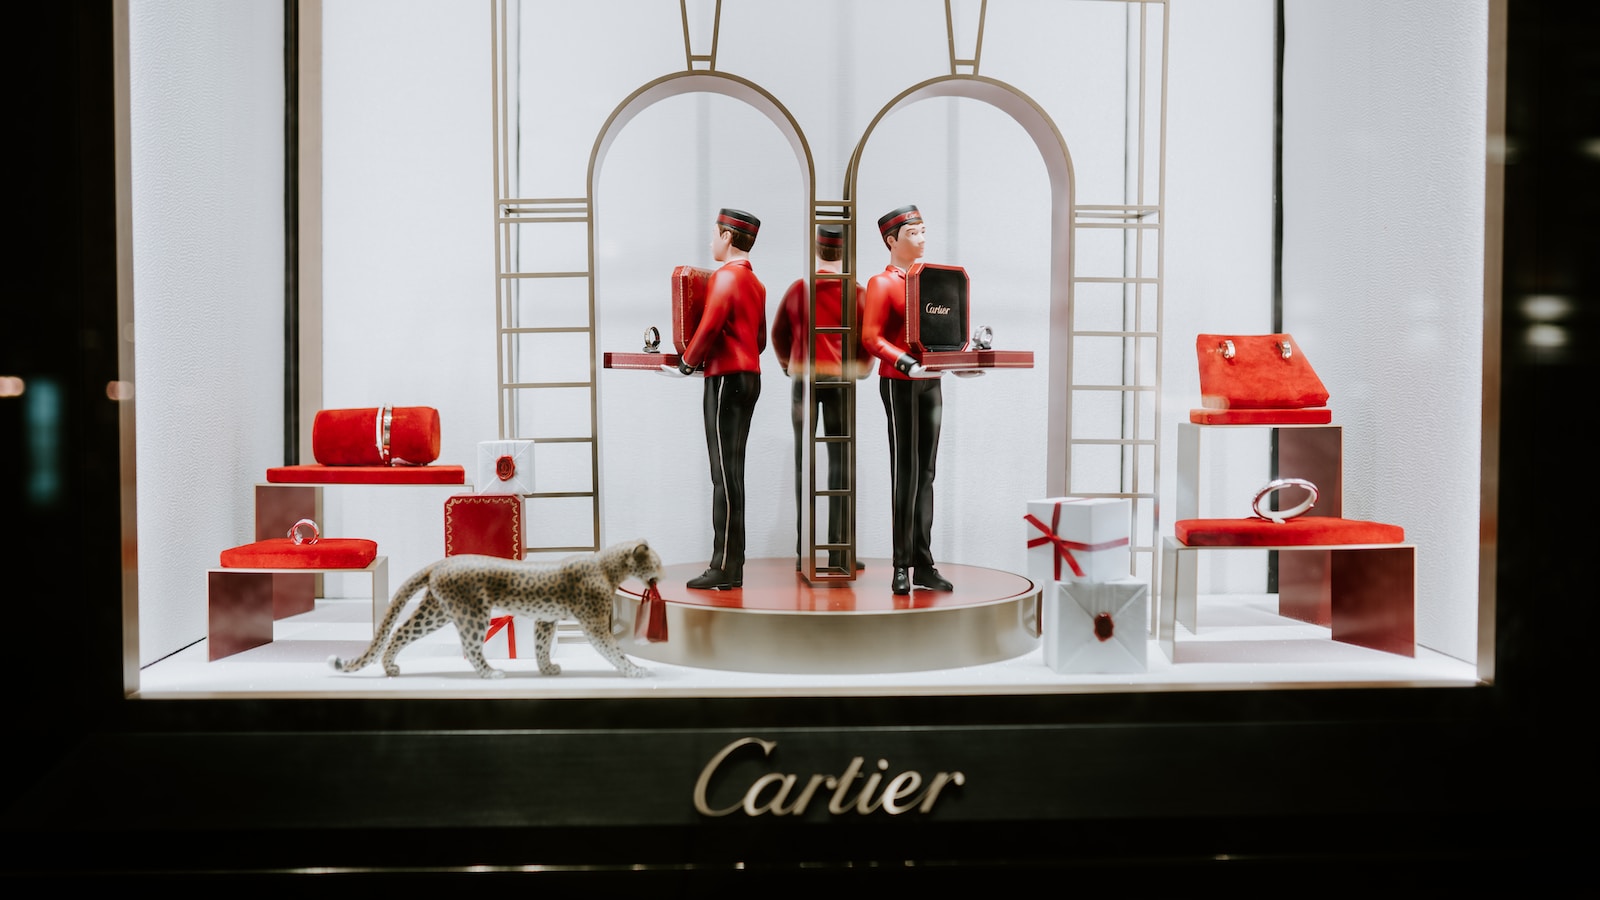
[716,208,761,238]
[877,204,922,238]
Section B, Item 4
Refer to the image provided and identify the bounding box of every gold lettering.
[826,756,866,815]
[879,771,924,814]
[743,773,797,817]
[693,737,775,817]
[785,774,832,816]
[917,770,966,813]
[853,759,891,814]
[693,738,965,818]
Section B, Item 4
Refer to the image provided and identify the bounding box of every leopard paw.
[539,663,562,676]
[383,663,401,677]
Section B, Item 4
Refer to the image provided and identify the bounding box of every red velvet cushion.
[266,464,466,485]
[1189,407,1332,425]
[221,538,378,568]
[312,407,441,466]
[1175,517,1404,546]
[1196,334,1330,409]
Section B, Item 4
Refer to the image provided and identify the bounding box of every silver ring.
[1221,339,1236,360]
[288,518,321,544]
[374,405,393,465]
[1278,339,1293,359]
[972,325,993,350]
[1252,478,1318,523]
[643,326,661,353]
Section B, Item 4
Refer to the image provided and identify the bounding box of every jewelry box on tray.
[905,262,1033,371]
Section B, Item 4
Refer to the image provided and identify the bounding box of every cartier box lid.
[906,262,970,354]
[671,265,713,355]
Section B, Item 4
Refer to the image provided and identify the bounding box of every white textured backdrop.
[132,0,284,663]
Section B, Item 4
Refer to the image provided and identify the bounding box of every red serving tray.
[603,351,682,371]
[917,349,1035,372]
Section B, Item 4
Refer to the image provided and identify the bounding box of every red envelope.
[444,494,526,559]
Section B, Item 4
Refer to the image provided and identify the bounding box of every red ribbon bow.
[484,615,516,657]
[1024,500,1130,580]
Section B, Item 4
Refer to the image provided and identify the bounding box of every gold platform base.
[619,558,1041,674]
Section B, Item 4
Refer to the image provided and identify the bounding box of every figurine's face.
[710,226,733,262]
[888,222,926,264]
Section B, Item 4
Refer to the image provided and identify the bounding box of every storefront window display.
[11,0,1592,879]
[114,1,1497,699]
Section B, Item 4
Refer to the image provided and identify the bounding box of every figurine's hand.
[677,360,697,377]
[907,363,939,379]
[660,363,690,378]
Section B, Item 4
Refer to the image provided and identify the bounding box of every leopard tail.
[327,561,438,673]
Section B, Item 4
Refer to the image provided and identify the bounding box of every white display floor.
[136,591,1481,699]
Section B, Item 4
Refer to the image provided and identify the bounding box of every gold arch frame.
[491,0,1167,590]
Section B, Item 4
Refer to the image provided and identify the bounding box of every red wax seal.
[495,455,515,481]
[1093,612,1115,642]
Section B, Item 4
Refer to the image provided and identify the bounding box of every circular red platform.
[618,557,1040,674]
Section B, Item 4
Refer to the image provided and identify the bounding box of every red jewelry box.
[444,493,526,559]
[906,262,970,356]
[672,265,713,355]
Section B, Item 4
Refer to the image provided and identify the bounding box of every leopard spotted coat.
[328,538,662,679]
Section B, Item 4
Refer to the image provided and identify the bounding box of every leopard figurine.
[328,538,663,679]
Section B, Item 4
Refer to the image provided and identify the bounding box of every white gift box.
[1025,497,1131,585]
[1043,578,1150,674]
[476,440,535,494]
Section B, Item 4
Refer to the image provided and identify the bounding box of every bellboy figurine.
[772,224,870,573]
[677,208,766,590]
[861,204,953,595]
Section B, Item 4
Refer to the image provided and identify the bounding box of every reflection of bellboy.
[772,225,870,572]
[678,208,766,590]
[861,205,953,595]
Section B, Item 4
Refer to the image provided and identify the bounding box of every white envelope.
[476,440,535,494]
[1043,578,1150,674]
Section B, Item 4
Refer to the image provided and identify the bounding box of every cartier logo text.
[693,737,965,817]
[924,303,951,315]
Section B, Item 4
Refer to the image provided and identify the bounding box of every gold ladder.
[800,201,862,583]
[491,195,602,555]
